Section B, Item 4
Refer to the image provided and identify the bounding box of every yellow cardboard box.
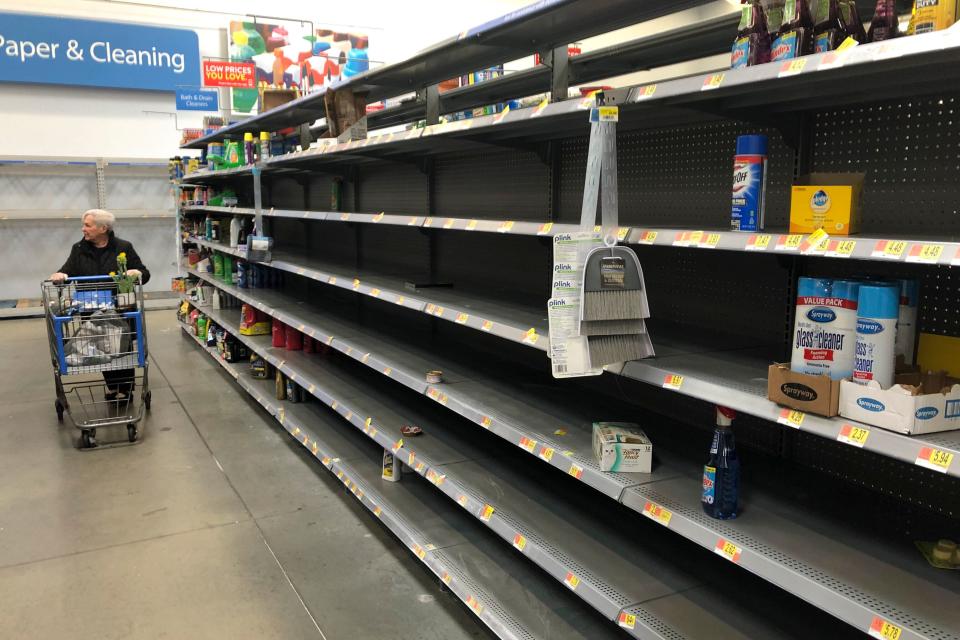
[789,173,865,235]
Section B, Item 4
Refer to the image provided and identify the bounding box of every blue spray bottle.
[702,406,740,520]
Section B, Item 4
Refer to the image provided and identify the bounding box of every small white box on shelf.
[592,422,652,473]
[839,371,960,435]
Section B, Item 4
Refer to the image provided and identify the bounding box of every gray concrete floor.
[0,311,490,640]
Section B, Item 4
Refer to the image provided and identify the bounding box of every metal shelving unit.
[178,3,960,639]
[180,299,876,640]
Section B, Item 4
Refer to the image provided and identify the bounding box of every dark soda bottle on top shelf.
[731,0,771,68]
[702,406,741,520]
[868,0,901,41]
[771,0,815,61]
[841,0,868,42]
[813,0,845,52]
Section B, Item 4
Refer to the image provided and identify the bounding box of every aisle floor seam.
[148,351,329,640]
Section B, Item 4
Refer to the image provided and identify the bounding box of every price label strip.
[635,230,658,245]
[905,243,944,264]
[563,572,581,590]
[871,240,906,260]
[663,374,684,390]
[915,447,954,474]
[953,247,960,266]
[775,234,803,251]
[618,612,637,630]
[867,617,903,640]
[714,538,743,563]
[642,501,673,527]
[512,534,527,552]
[825,239,856,258]
[636,84,657,100]
[799,228,830,254]
[837,424,869,448]
[479,504,495,522]
[778,57,808,77]
[701,233,722,249]
[777,408,805,429]
[745,234,771,251]
[702,73,724,91]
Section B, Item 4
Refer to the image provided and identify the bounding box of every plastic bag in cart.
[64,310,130,365]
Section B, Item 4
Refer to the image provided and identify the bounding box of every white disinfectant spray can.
[853,284,899,388]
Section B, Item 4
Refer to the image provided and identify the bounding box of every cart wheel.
[127,424,138,443]
[81,430,96,449]
[144,390,152,412]
[55,399,64,423]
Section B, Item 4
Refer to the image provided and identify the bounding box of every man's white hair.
[83,209,115,231]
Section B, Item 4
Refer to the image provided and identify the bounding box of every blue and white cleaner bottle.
[731,134,768,232]
[702,406,740,520]
[791,277,860,379]
[854,284,899,388]
[896,279,919,366]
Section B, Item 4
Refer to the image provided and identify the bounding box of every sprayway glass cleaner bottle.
[868,0,901,41]
[732,0,771,68]
[702,407,740,520]
[772,0,815,61]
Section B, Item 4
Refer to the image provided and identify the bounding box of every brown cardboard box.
[767,363,841,417]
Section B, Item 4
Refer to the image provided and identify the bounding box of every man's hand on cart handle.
[49,272,68,283]
[126,269,142,281]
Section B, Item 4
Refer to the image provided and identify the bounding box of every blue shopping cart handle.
[64,275,115,282]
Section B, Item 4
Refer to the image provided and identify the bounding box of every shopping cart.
[42,276,151,449]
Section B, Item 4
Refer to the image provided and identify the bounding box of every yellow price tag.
[837,424,869,448]
[776,234,803,250]
[746,234,771,250]
[778,57,807,76]
[714,538,742,563]
[617,227,629,241]
[455,312,469,324]
[703,233,722,248]
[466,219,478,231]
[340,213,350,221]
[512,534,527,551]
[498,220,515,233]
[479,504,495,522]
[915,447,954,473]
[826,239,856,257]
[564,572,580,590]
[907,243,944,263]
[702,73,725,90]
[618,612,637,629]
[868,617,902,640]
[370,288,381,297]
[443,218,455,229]
[481,320,493,332]
[538,446,555,462]
[372,212,384,222]
[663,374,684,390]
[373,506,382,518]
[777,408,805,429]
[480,416,492,429]
[523,328,539,345]
[568,464,583,480]
[637,84,657,99]
[637,230,658,245]
[642,501,673,527]
[518,436,537,453]
[424,217,434,227]
[873,240,906,259]
[596,106,619,122]
[537,222,554,235]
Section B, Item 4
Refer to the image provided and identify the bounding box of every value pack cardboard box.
[592,422,652,473]
[790,173,865,235]
[767,363,841,417]
[839,370,960,435]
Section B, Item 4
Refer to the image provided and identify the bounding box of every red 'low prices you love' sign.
[202,60,255,88]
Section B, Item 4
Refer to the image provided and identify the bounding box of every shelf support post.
[542,46,569,102]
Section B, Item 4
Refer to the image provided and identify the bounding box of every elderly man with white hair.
[49,209,150,400]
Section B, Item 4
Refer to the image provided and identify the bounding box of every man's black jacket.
[59,232,151,284]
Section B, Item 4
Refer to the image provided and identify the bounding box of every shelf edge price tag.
[636,84,657,100]
[905,243,943,264]
[837,424,869,448]
[872,240,906,259]
[778,57,807,77]
[777,408,805,429]
[702,72,724,91]
[915,447,954,473]
[636,230,658,245]
[563,572,580,590]
[537,222,554,235]
[663,374,684,390]
[519,436,537,453]
[642,501,673,527]
[745,234,771,251]
[867,616,903,640]
[618,612,637,630]
[825,238,856,258]
[512,533,527,552]
[714,538,742,563]
[568,463,583,480]
[775,234,803,251]
[538,446,555,462]
[702,232,722,248]
[479,504,495,522]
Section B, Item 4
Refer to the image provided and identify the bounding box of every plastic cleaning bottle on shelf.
[853,284,899,388]
[243,132,256,165]
[702,407,740,520]
[259,132,271,160]
[813,0,845,51]
[731,0,771,68]
[868,0,901,41]
[772,0,814,61]
[731,134,768,232]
